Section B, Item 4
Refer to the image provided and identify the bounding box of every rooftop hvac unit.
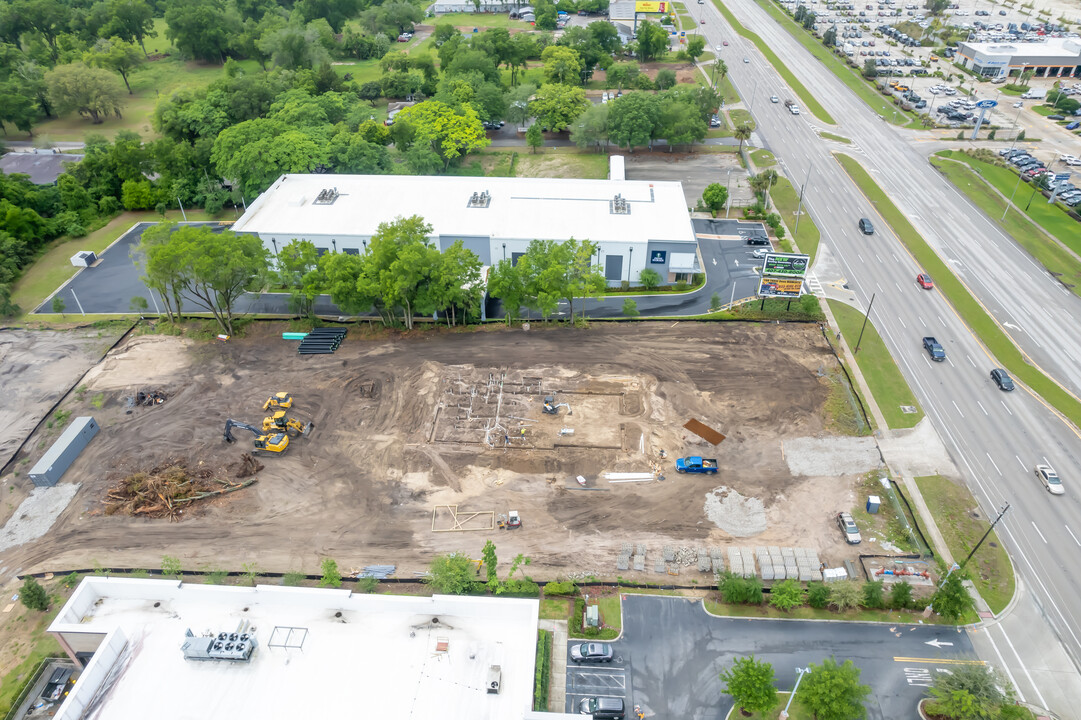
[182,629,257,662]
[486,665,502,694]
[467,190,491,208]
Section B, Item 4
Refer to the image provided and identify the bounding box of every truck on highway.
[923,336,946,361]
[676,457,719,474]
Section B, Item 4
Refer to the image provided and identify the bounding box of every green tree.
[20,577,49,611]
[396,100,489,169]
[720,655,778,715]
[654,68,677,90]
[931,569,975,622]
[516,239,565,321]
[570,102,609,150]
[925,0,949,14]
[656,100,707,148]
[482,539,499,587]
[769,579,805,611]
[164,0,238,64]
[84,37,143,94]
[161,555,183,579]
[359,215,440,329]
[276,239,321,318]
[734,122,753,153]
[622,298,639,317]
[426,552,477,594]
[211,119,328,198]
[427,240,483,325]
[861,580,885,609]
[636,20,669,62]
[541,45,583,85]
[863,59,878,79]
[702,183,729,215]
[526,123,544,153]
[926,664,1009,720]
[294,0,361,33]
[258,23,332,70]
[823,25,837,46]
[829,580,862,611]
[559,238,605,322]
[320,251,374,316]
[505,82,537,127]
[799,658,871,720]
[51,295,66,317]
[487,258,527,323]
[319,557,342,587]
[529,83,589,132]
[608,91,661,151]
[889,581,913,609]
[46,63,125,124]
[807,582,831,608]
[98,0,157,56]
[638,267,661,289]
[686,34,706,62]
[710,292,721,310]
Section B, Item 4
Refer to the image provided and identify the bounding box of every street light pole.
[1007,102,1024,151]
[793,162,814,240]
[854,292,876,355]
[779,668,811,720]
[1002,169,1024,221]
[725,169,733,219]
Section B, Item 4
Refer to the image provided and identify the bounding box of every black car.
[858,217,874,235]
[991,368,1015,391]
[746,236,770,246]
[570,642,614,663]
[1048,115,1066,120]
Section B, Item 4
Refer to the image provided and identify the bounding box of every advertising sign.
[762,253,810,278]
[635,1,667,12]
[757,277,803,298]
[975,99,998,108]
[650,250,667,264]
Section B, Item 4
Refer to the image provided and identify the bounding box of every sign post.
[971,99,998,140]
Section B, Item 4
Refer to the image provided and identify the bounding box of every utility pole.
[854,292,875,354]
[793,162,814,239]
[959,502,1010,572]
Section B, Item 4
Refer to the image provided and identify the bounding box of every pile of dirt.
[103,457,259,521]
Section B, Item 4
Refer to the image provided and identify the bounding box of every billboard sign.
[635,1,667,12]
[975,99,998,108]
[757,276,804,298]
[762,253,810,278]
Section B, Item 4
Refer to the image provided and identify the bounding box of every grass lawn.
[820,130,852,143]
[728,108,754,128]
[716,74,741,105]
[769,176,821,262]
[711,0,835,124]
[539,597,571,620]
[738,693,814,720]
[933,150,1081,260]
[750,148,775,166]
[4,54,222,143]
[704,599,961,624]
[512,149,610,178]
[914,475,1015,614]
[596,596,622,630]
[829,299,923,429]
[431,12,534,29]
[1031,105,1055,116]
[835,151,1081,431]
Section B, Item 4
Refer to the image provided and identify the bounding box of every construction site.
[0,321,885,581]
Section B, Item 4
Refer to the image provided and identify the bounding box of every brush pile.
[103,457,257,521]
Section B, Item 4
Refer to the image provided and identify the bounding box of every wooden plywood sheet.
[684,419,726,445]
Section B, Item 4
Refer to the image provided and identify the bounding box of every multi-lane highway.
[685,0,1081,712]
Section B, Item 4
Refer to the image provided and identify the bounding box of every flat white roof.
[50,578,538,720]
[961,37,1081,58]
[233,173,695,246]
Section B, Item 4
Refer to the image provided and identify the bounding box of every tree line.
[136,216,609,332]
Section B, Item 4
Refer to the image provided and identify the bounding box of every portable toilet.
[866,495,881,514]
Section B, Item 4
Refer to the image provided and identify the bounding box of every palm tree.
[713,59,728,87]
[734,123,753,154]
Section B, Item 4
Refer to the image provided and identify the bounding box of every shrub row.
[533,629,552,711]
[718,573,930,613]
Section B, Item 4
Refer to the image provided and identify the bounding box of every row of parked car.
[877,23,920,47]
[999,149,1081,207]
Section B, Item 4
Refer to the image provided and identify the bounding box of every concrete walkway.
[538,618,568,712]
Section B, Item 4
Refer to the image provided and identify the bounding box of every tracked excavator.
[262,410,314,437]
[223,419,289,454]
[262,392,293,411]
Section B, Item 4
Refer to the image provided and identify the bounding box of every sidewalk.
[539,618,568,712]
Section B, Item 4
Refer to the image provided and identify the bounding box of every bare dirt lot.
[0,322,878,582]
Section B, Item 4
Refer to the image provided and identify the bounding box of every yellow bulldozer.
[223,419,289,454]
[262,392,293,411]
[262,410,314,438]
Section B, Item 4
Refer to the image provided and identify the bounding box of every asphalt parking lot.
[564,595,977,719]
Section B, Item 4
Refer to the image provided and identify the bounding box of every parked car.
[1066,121,1080,130]
[570,643,614,663]
[1035,464,1064,495]
[746,236,771,246]
[858,217,874,234]
[578,697,625,719]
[1048,114,1065,120]
[916,272,933,289]
[837,511,862,544]
[990,368,1014,391]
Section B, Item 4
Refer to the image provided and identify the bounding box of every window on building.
[316,247,329,257]
[343,248,360,255]
[511,252,525,266]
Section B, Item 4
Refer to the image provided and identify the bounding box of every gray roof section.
[0,151,83,185]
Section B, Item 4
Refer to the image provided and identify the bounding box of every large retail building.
[956,37,1081,78]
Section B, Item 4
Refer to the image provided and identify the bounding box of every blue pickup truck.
[676,457,719,474]
[923,336,946,362]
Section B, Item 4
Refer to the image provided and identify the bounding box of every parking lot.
[564,595,979,719]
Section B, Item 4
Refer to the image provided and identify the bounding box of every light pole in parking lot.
[725,169,733,219]
[1006,102,1025,151]
[1002,167,1025,220]
[778,667,811,720]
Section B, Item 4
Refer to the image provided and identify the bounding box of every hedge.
[533,629,552,711]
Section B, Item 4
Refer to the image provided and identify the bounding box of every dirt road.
[0,321,870,581]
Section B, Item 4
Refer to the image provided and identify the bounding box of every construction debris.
[431,505,495,532]
[299,327,347,355]
[684,418,726,445]
[349,565,396,579]
[103,458,257,521]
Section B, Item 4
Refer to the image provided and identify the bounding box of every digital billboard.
[762,253,810,278]
[757,277,804,298]
[635,1,667,12]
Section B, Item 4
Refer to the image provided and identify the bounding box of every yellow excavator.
[223,419,289,454]
[262,392,293,411]
[262,410,314,438]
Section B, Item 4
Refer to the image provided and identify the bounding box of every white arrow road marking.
[925,639,954,648]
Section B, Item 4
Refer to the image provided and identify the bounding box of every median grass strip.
[819,131,852,144]
[914,475,1014,614]
[835,152,1081,429]
[930,153,1081,295]
[752,0,911,126]
[710,0,835,124]
[829,300,923,429]
[934,150,1081,258]
[769,176,821,262]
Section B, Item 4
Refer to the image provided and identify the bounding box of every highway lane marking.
[982,626,1026,704]
[857,253,864,263]
[894,282,902,293]
[1031,522,1048,544]
[966,354,975,368]
[899,317,906,328]
[892,657,985,665]
[877,254,883,263]
[1001,400,1013,416]
[946,356,955,368]
[919,316,926,328]
[994,622,1048,709]
[986,452,1001,475]
[1065,525,1081,547]
[977,401,988,416]
[1015,455,1026,470]
[952,401,964,418]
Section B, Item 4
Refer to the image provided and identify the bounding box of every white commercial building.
[47,577,558,720]
[233,171,700,286]
[956,37,1081,78]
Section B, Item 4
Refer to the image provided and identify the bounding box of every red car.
[917,273,933,289]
